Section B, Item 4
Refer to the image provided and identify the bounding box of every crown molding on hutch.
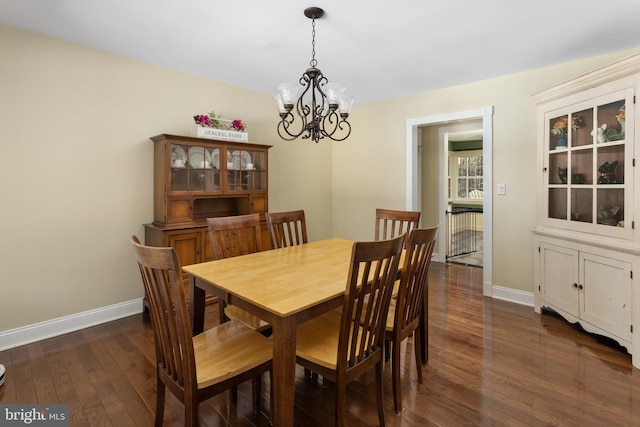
[0,299,143,351]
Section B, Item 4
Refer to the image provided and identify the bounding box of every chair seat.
[296,311,342,370]
[297,311,370,371]
[224,305,271,333]
[194,320,272,388]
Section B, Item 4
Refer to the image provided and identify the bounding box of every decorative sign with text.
[197,127,248,143]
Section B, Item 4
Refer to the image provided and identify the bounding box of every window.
[450,153,483,200]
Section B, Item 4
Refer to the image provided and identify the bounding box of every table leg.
[271,316,296,427]
[189,276,206,335]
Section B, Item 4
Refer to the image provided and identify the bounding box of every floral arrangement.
[193,111,246,131]
[616,105,625,122]
[551,117,568,136]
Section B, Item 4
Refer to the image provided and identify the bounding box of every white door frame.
[405,106,493,296]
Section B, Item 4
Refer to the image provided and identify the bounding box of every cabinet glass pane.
[570,108,593,147]
[170,144,188,167]
[549,152,568,184]
[206,147,220,170]
[254,171,266,190]
[204,170,220,191]
[571,148,592,185]
[227,149,255,170]
[596,144,624,184]
[549,114,568,150]
[570,188,592,223]
[188,146,205,168]
[227,170,254,191]
[253,152,266,172]
[596,100,625,142]
[171,169,188,191]
[188,169,205,191]
[549,188,567,219]
[597,188,624,226]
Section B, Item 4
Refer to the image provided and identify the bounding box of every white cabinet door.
[580,252,632,342]
[540,242,579,319]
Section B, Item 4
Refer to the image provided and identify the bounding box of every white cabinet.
[538,240,632,345]
[533,53,640,368]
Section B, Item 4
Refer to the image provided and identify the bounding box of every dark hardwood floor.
[2,262,640,426]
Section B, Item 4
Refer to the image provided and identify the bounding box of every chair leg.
[184,400,198,427]
[375,360,386,426]
[335,380,347,427]
[154,377,166,427]
[218,300,229,324]
[252,374,262,415]
[269,370,274,421]
[391,340,402,414]
[413,328,424,384]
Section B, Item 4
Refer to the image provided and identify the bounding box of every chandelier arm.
[277,112,303,141]
[318,111,351,141]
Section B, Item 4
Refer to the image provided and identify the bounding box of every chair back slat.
[207,214,263,259]
[374,208,421,246]
[266,210,308,248]
[130,236,196,392]
[339,234,404,371]
[395,225,439,332]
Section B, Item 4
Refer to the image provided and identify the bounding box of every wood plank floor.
[2,261,640,426]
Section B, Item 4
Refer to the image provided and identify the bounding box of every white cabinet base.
[534,231,638,367]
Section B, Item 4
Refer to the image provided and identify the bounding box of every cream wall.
[332,47,639,294]
[0,24,331,332]
[2,21,638,334]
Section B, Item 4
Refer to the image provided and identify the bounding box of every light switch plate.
[497,183,506,195]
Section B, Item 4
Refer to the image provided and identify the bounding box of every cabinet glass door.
[544,89,632,238]
[227,149,266,191]
[170,144,220,192]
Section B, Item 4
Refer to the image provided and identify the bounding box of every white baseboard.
[491,285,534,307]
[0,298,144,351]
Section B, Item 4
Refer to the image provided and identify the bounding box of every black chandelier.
[275,7,354,143]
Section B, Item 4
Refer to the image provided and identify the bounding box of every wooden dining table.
[184,237,427,426]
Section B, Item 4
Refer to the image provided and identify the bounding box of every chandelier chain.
[310,18,317,68]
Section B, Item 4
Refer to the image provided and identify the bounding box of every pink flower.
[232,119,246,131]
[193,114,211,127]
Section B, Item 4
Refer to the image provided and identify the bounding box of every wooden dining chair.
[385,225,439,413]
[130,236,272,426]
[295,234,405,427]
[206,213,271,333]
[374,208,421,245]
[265,209,308,248]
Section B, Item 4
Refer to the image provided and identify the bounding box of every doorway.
[405,107,493,297]
[445,129,484,268]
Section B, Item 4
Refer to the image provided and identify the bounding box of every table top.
[182,238,355,317]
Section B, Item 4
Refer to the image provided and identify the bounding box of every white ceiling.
[2,0,640,105]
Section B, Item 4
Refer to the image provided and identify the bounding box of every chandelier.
[275,7,354,143]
